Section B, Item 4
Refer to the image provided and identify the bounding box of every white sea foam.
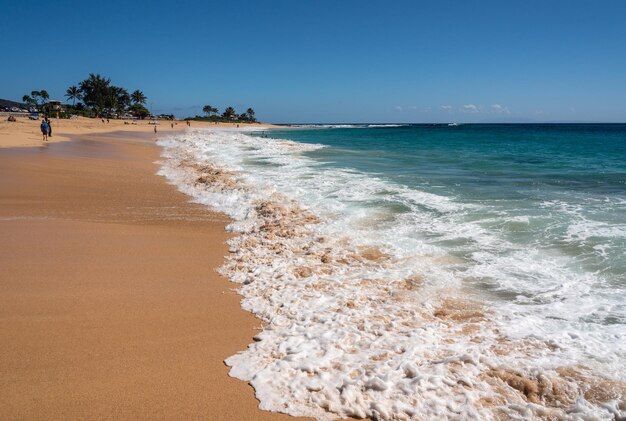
[157,129,626,420]
[286,124,405,129]
[367,124,406,128]
[190,125,269,132]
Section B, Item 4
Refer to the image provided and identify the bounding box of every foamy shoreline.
[157,128,626,420]
[0,128,311,421]
[3,118,623,420]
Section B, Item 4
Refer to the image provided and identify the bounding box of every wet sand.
[0,132,309,420]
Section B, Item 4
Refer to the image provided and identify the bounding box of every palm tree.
[222,106,236,120]
[131,90,147,105]
[202,105,219,117]
[129,103,150,119]
[109,87,131,116]
[246,107,256,122]
[65,86,81,106]
[79,74,112,113]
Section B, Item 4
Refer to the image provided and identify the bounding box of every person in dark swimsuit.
[45,118,52,137]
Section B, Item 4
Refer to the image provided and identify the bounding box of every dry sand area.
[0,126,309,420]
[0,114,275,148]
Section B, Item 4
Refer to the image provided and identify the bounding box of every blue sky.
[1,0,625,123]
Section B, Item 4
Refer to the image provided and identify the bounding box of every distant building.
[48,100,63,118]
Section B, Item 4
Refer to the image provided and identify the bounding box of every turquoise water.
[159,124,626,419]
[265,124,626,316]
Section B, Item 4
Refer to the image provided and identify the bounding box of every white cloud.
[461,104,480,113]
[490,104,510,114]
[394,106,403,112]
[440,105,453,110]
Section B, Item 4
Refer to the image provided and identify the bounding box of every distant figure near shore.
[40,120,49,141]
[45,118,52,137]
[154,126,157,133]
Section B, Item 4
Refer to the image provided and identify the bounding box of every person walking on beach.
[45,118,52,137]
[40,120,49,142]
[154,125,157,133]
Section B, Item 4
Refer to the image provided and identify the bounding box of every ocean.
[157,124,626,420]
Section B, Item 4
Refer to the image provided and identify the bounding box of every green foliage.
[65,86,81,106]
[202,105,219,117]
[110,86,131,115]
[62,103,91,118]
[222,106,236,120]
[246,107,256,122]
[68,74,148,118]
[187,115,255,123]
[131,90,147,105]
[21,90,49,112]
[197,105,257,122]
[78,74,111,114]
[128,103,150,119]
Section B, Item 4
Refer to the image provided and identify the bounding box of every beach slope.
[0,132,309,420]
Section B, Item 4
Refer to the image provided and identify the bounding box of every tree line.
[21,75,259,122]
[66,74,149,118]
[197,104,256,123]
[21,90,50,113]
[23,74,150,119]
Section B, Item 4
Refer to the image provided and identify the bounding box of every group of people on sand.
[40,118,53,142]
[153,120,184,134]
[35,117,194,141]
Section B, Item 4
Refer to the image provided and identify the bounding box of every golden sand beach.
[0,114,277,148]
[0,118,309,420]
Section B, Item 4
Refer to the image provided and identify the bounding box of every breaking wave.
[157,129,626,420]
